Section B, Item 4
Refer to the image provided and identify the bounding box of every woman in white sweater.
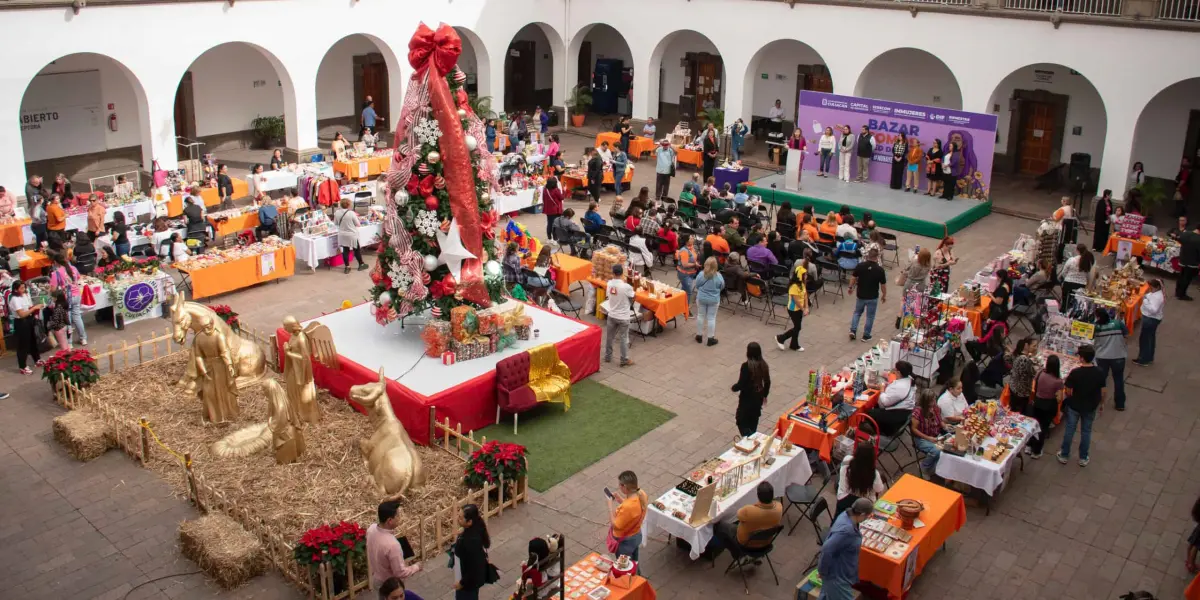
[867,360,917,436]
[818,127,837,178]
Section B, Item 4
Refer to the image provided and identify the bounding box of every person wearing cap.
[654,139,676,200]
[817,497,873,600]
[603,264,635,367]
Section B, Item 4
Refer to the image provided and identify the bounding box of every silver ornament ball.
[379,291,392,306]
[457,108,468,119]
[423,254,439,272]
[393,189,410,206]
[465,135,478,151]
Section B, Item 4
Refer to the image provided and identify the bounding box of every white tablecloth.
[935,417,1040,495]
[888,340,950,380]
[250,170,299,194]
[65,200,155,232]
[492,188,541,214]
[80,270,175,327]
[293,224,379,268]
[642,432,813,560]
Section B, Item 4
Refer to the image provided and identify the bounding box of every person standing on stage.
[941,142,959,200]
[817,127,836,177]
[855,125,875,183]
[787,129,808,189]
[889,132,907,190]
[838,125,855,183]
[925,139,943,197]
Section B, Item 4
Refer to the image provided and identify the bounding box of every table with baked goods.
[858,475,966,599]
[641,432,811,560]
[595,132,657,159]
[933,400,1040,513]
[167,178,250,216]
[175,243,295,299]
[587,276,689,326]
[554,553,656,600]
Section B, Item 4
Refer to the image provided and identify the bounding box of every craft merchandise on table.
[174,238,295,299]
[166,178,250,216]
[1104,234,1181,274]
[333,149,393,180]
[559,164,635,193]
[1063,260,1148,333]
[64,197,155,232]
[206,206,261,238]
[642,432,811,560]
[713,162,751,191]
[292,208,383,269]
[555,553,656,600]
[858,474,966,599]
[586,259,689,327]
[933,399,1040,498]
[940,238,1037,337]
[80,268,174,328]
[594,132,658,159]
[249,163,333,195]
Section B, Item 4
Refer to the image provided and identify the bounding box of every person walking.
[586,148,604,204]
[1058,344,1104,467]
[8,280,44,374]
[693,257,724,346]
[775,256,810,351]
[367,500,421,590]
[731,342,771,437]
[542,177,564,240]
[654,140,676,199]
[817,127,836,177]
[675,234,700,307]
[1091,307,1128,411]
[854,125,875,183]
[817,498,873,600]
[906,139,922,193]
[1134,278,1164,366]
[730,119,749,161]
[1027,355,1064,459]
[1177,224,1200,300]
[848,248,887,342]
[48,251,87,346]
[838,125,855,183]
[611,148,629,195]
[603,265,635,367]
[889,132,907,190]
[450,504,491,600]
[335,199,369,273]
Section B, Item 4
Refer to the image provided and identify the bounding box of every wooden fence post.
[428,406,436,448]
[184,452,200,510]
[138,417,149,465]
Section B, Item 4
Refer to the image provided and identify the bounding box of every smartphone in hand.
[603,487,614,500]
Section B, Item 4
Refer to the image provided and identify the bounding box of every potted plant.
[1134,178,1167,216]
[207,304,242,333]
[251,115,286,149]
[293,521,368,594]
[468,94,497,121]
[566,85,592,127]
[703,107,725,132]
[464,440,527,491]
[42,349,100,393]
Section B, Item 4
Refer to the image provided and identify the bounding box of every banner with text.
[797,91,998,199]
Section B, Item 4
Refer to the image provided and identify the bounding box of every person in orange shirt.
[819,212,840,240]
[705,225,731,256]
[87,195,107,241]
[676,233,700,306]
[798,213,820,242]
[606,471,648,567]
[45,194,67,247]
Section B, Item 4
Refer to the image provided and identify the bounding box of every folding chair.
[783,460,832,535]
[724,525,784,594]
[879,421,921,477]
[776,221,796,239]
[550,288,582,319]
[879,231,901,267]
[814,257,844,301]
[765,277,790,326]
[744,274,770,319]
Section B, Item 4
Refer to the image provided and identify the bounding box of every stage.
[748,172,991,238]
[276,302,602,445]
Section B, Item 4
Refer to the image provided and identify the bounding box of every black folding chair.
[814,257,844,301]
[744,274,770,319]
[879,231,901,267]
[776,221,796,239]
[550,288,582,319]
[783,461,833,535]
[724,525,785,594]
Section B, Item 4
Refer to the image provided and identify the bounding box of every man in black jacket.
[1176,225,1200,300]
[855,125,876,183]
[217,164,234,209]
[586,148,603,203]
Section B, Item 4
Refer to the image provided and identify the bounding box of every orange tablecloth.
[1102,235,1152,257]
[1121,283,1149,332]
[552,253,592,294]
[177,246,295,299]
[944,296,991,338]
[1186,571,1200,600]
[208,212,261,238]
[860,475,966,599]
[333,156,390,180]
[560,168,635,193]
[568,553,656,600]
[588,276,689,325]
[674,146,704,168]
[774,390,880,462]
[168,178,250,217]
[0,219,31,248]
[595,132,657,158]
[18,250,51,280]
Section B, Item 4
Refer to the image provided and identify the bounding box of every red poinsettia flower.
[406,176,420,196]
[473,462,487,474]
[480,210,499,239]
[430,275,456,299]
[418,175,435,197]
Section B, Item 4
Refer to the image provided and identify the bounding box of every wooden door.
[505,41,536,111]
[578,41,591,87]
[1018,101,1054,175]
[173,72,196,159]
[353,54,390,129]
[694,54,721,110]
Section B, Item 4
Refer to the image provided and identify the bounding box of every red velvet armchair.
[495,344,571,434]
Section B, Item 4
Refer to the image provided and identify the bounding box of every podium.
[784,149,804,191]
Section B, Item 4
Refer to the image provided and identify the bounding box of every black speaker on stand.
[1069,153,1092,218]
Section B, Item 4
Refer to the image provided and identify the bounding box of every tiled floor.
[4,130,1198,600]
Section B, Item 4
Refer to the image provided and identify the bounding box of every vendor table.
[887,340,950,381]
[65,200,155,233]
[860,474,966,599]
[292,225,381,269]
[1103,234,1151,259]
[333,156,390,180]
[18,250,51,280]
[774,390,880,463]
[177,245,295,299]
[567,553,657,600]
[674,146,705,169]
[560,168,635,194]
[168,178,249,216]
[249,169,299,195]
[595,132,657,158]
[935,415,1039,510]
[1120,283,1149,332]
[551,253,592,295]
[713,166,750,192]
[492,187,542,214]
[209,212,261,238]
[80,270,174,328]
[0,219,33,248]
[944,297,991,338]
[588,276,689,325]
[642,432,811,560]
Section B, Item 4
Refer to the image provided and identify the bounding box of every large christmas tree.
[370,24,505,324]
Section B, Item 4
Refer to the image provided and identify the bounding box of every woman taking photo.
[817,127,836,177]
[607,470,648,566]
[836,442,887,517]
[693,257,725,347]
[450,504,491,600]
[1027,355,1064,459]
[335,198,369,273]
[731,118,749,161]
[1093,189,1114,253]
[889,132,907,190]
[924,139,943,197]
[731,342,771,437]
[775,254,811,351]
[9,280,45,374]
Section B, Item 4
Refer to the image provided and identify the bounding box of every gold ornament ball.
[427,151,441,164]
[480,192,490,202]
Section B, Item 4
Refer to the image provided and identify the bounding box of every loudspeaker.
[1069,152,1091,182]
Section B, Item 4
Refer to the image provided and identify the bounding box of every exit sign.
[761,73,768,79]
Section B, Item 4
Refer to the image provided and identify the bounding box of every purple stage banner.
[797,91,998,200]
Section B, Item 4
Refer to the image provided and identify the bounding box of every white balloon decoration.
[464,135,478,151]
[378,291,392,306]
[423,254,439,272]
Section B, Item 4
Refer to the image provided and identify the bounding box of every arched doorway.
[986,63,1107,177]
[1131,78,1200,182]
[20,53,151,190]
[854,48,962,110]
[315,34,402,142]
[649,30,725,125]
[570,23,634,116]
[455,26,492,115]
[504,23,564,113]
[174,42,297,164]
[741,39,831,136]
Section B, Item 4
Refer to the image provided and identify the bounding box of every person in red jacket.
[657,223,678,255]
[542,177,564,239]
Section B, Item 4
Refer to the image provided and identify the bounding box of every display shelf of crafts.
[890,288,969,381]
[1068,260,1148,332]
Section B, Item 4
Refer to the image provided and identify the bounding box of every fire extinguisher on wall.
[108,113,118,132]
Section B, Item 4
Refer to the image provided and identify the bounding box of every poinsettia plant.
[293,521,367,572]
[95,255,161,280]
[464,440,527,489]
[42,349,100,388]
[206,304,241,333]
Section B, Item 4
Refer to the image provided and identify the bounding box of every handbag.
[485,561,501,585]
[605,525,622,554]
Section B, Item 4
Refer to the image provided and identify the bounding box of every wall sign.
[20,70,105,162]
[1034,69,1055,84]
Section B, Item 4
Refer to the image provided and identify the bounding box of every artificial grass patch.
[476,380,674,492]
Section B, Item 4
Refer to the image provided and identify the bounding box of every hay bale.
[179,514,267,589]
[52,410,110,462]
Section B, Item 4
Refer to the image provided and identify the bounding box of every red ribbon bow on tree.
[409,23,462,77]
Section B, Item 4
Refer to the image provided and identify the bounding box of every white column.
[721,55,751,126]
[285,65,319,154]
[1097,102,1139,200]
[144,81,179,173]
[489,52,507,115]
[632,56,654,120]
[0,90,27,193]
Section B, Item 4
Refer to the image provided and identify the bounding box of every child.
[49,289,71,350]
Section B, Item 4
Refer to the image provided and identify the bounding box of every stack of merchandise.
[1033,220,1059,265]
[668,122,692,147]
[296,210,334,236]
[1144,237,1181,273]
[590,246,628,279]
[206,206,251,221]
[180,238,291,269]
[421,303,532,364]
